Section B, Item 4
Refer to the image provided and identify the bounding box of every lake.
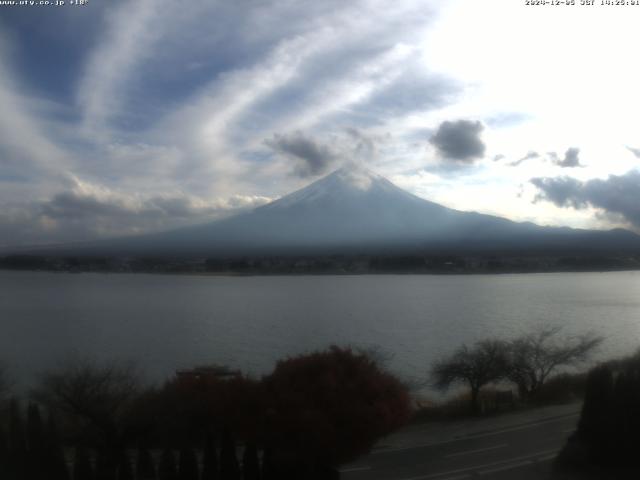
[1,270,640,391]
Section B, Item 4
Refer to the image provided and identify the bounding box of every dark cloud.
[531,170,640,228]
[554,147,582,168]
[626,146,640,158]
[530,177,585,209]
[265,131,337,177]
[430,120,485,162]
[510,151,539,167]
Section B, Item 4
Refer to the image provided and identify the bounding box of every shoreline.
[2,266,640,277]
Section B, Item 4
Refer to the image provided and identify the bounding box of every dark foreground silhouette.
[556,350,640,477]
[0,346,410,480]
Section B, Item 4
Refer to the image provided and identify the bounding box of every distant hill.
[11,167,640,257]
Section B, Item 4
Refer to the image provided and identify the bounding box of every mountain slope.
[26,167,640,256]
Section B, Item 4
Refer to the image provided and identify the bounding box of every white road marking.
[479,452,557,475]
[478,459,532,475]
[445,443,507,458]
[534,453,557,462]
[375,413,578,454]
[398,448,558,480]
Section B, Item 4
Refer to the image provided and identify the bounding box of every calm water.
[1,270,640,389]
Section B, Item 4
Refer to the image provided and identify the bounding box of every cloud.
[77,0,164,132]
[554,147,582,168]
[343,127,391,164]
[626,146,640,158]
[485,112,530,128]
[509,151,539,167]
[0,48,72,187]
[356,66,458,119]
[530,176,585,209]
[265,131,338,177]
[429,120,485,162]
[264,127,394,180]
[547,152,560,163]
[0,179,272,247]
[531,169,640,228]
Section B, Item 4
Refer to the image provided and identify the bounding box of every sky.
[2,0,640,246]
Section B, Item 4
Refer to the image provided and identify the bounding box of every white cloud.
[0,176,273,247]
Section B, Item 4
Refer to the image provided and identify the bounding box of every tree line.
[430,327,603,413]
[0,329,606,478]
[0,346,410,480]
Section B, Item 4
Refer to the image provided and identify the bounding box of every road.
[340,405,580,480]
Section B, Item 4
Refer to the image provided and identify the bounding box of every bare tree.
[431,340,508,413]
[31,358,140,452]
[356,344,426,392]
[506,327,603,401]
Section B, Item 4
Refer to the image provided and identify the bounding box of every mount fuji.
[22,167,640,257]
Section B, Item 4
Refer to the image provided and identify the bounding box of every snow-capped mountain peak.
[47,167,640,256]
[331,165,383,190]
[264,166,407,210]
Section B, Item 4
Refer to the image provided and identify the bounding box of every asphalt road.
[340,410,580,480]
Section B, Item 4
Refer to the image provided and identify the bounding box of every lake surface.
[2,270,640,391]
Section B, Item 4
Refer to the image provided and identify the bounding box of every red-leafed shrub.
[134,366,264,445]
[262,346,411,467]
